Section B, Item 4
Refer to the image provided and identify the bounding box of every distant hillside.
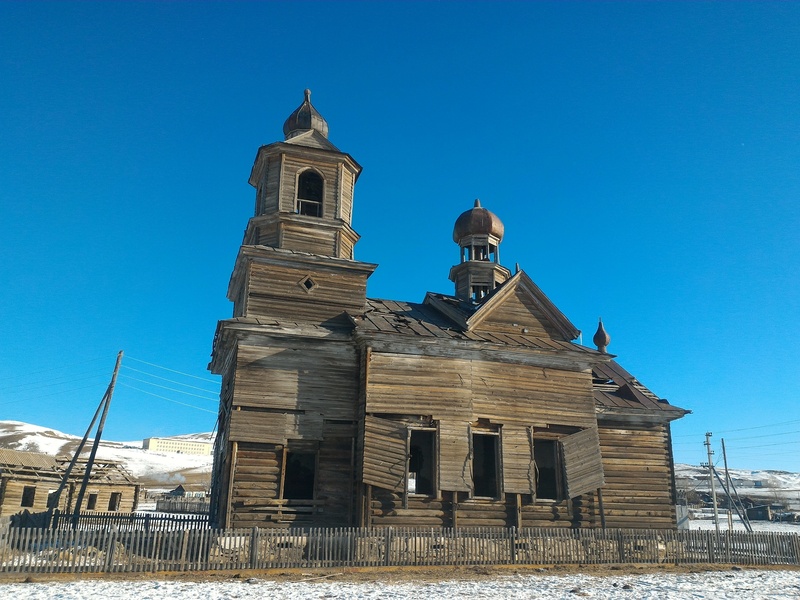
[675,463,800,511]
[2,420,799,506]
[0,421,213,490]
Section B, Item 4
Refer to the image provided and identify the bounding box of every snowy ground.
[3,569,800,599]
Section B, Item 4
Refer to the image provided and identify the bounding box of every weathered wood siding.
[366,352,595,428]
[501,426,535,495]
[0,478,58,517]
[472,286,567,340]
[597,422,677,529]
[245,262,369,322]
[232,342,357,421]
[362,416,407,492]
[227,437,354,529]
[471,360,595,429]
[370,489,453,527]
[561,427,605,498]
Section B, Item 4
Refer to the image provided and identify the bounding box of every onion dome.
[283,89,329,139]
[593,318,611,353]
[452,199,505,243]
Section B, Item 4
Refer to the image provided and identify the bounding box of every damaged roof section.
[593,360,688,422]
[353,297,598,355]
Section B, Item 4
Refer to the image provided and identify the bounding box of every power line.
[118,383,217,414]
[127,356,219,384]
[672,418,800,438]
[121,365,218,395]
[117,375,218,402]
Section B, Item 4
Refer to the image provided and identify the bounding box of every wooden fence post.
[384,528,392,567]
[104,530,117,572]
[249,528,259,570]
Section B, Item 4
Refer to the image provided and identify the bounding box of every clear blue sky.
[1,2,798,472]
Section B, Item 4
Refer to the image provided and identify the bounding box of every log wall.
[245,262,369,322]
[597,422,677,529]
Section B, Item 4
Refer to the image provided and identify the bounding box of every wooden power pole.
[70,351,123,528]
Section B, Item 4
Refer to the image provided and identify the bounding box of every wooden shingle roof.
[593,360,687,418]
[354,297,598,354]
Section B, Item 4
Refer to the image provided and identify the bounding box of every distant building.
[0,448,138,517]
[142,437,213,456]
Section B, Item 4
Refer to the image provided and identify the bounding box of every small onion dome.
[283,89,329,139]
[593,318,611,353]
[452,199,505,243]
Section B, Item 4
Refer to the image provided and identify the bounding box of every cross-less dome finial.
[283,89,329,139]
[453,199,504,244]
[593,318,611,353]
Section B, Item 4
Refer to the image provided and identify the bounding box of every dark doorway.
[534,440,560,500]
[409,430,435,495]
[284,452,316,500]
[472,433,499,497]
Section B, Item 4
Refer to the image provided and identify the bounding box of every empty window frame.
[472,432,500,498]
[471,285,490,301]
[108,492,122,512]
[20,486,36,507]
[283,451,316,500]
[533,440,562,500]
[87,493,98,510]
[297,170,323,217]
[408,429,436,496]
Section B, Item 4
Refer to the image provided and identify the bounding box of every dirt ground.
[3,562,799,585]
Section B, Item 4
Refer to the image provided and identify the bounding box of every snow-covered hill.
[675,463,800,511]
[2,420,799,507]
[0,421,213,489]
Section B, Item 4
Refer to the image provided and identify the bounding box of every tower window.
[297,171,323,217]
[471,285,489,301]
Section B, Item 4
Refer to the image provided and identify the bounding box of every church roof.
[593,359,688,418]
[453,199,505,243]
[354,297,597,354]
[283,89,329,139]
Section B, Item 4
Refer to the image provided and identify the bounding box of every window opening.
[283,451,316,500]
[408,430,435,495]
[472,433,500,497]
[21,486,36,507]
[87,493,98,510]
[108,492,122,512]
[534,440,560,500]
[471,285,489,301]
[297,171,323,217]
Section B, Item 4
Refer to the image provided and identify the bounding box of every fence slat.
[0,523,797,574]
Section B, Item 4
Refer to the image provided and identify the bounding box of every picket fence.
[1,526,799,574]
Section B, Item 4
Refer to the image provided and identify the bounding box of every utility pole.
[71,351,123,528]
[704,432,720,535]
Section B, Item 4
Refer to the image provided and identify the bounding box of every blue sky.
[1,2,798,472]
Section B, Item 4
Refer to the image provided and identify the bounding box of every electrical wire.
[121,365,218,394]
[118,383,217,414]
[126,356,219,384]
[117,374,217,402]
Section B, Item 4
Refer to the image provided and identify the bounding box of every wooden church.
[208,90,688,530]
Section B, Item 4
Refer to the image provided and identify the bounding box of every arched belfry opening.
[297,169,324,217]
[449,199,511,301]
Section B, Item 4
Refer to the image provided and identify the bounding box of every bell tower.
[244,89,362,260]
[225,90,377,323]
[449,199,511,301]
